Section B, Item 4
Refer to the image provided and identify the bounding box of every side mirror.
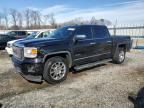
[75,35,86,40]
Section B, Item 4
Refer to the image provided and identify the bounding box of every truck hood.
[7,39,23,45]
[7,37,33,45]
[14,38,67,47]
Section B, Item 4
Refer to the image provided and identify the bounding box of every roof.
[63,24,107,28]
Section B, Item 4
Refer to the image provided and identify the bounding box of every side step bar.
[74,59,112,71]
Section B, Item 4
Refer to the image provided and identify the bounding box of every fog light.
[27,65,35,73]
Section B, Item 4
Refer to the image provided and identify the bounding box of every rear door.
[73,26,96,65]
[92,26,112,60]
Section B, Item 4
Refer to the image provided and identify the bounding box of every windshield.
[47,27,75,39]
[26,32,39,39]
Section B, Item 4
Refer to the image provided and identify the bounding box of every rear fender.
[113,43,126,59]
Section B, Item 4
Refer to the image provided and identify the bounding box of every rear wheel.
[113,48,126,64]
[43,57,68,84]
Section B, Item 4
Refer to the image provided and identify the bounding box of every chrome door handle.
[107,41,112,43]
[90,42,96,45]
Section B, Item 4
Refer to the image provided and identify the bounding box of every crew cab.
[12,25,132,84]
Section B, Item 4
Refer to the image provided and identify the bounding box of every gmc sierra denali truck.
[12,25,132,84]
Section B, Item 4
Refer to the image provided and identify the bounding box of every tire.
[43,56,69,84]
[113,47,126,64]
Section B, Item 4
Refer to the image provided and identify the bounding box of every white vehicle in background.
[5,30,54,56]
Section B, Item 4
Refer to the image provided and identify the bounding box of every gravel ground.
[0,50,144,108]
[0,51,14,74]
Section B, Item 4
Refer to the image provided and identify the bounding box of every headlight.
[24,47,38,58]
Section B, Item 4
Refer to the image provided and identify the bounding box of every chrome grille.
[13,46,23,60]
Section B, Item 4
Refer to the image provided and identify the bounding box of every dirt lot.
[0,50,144,108]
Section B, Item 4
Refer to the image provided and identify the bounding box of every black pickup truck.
[12,25,132,84]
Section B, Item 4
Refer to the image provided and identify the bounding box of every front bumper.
[12,57,44,82]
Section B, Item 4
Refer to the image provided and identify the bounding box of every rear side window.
[75,26,92,39]
[17,31,27,35]
[92,26,110,38]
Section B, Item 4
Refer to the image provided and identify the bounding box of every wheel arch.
[113,43,127,58]
[43,51,72,68]
[118,44,127,51]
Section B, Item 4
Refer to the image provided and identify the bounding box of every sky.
[0,0,144,25]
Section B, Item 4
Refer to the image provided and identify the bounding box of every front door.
[73,26,96,65]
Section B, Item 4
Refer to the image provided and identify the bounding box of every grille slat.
[13,46,23,60]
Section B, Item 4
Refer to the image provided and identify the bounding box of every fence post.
[114,25,116,36]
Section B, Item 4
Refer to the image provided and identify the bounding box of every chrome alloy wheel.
[50,62,66,80]
[119,50,125,62]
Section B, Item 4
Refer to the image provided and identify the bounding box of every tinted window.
[47,27,75,39]
[17,31,27,35]
[38,33,43,38]
[43,31,51,38]
[75,26,92,39]
[92,26,109,38]
[38,31,51,38]
[27,32,39,39]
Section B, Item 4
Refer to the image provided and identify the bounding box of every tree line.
[0,8,57,30]
[0,8,111,30]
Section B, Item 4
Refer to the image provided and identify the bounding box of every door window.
[43,31,50,38]
[92,26,110,39]
[17,31,27,36]
[75,26,92,39]
[38,31,50,38]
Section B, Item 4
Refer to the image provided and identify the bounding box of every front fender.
[43,51,72,68]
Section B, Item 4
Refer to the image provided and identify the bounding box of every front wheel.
[43,57,68,84]
[113,48,126,64]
